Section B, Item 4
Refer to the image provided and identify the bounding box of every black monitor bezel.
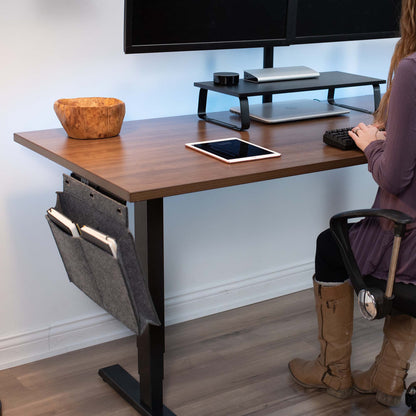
[124,0,297,54]
[292,0,401,45]
[291,30,400,45]
[292,30,400,45]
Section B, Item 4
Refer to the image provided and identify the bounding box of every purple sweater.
[350,52,416,283]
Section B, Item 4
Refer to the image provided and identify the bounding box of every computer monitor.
[124,0,295,54]
[293,0,401,44]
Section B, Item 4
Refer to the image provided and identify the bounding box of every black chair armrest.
[332,208,413,235]
[330,209,414,294]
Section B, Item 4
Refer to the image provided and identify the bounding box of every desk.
[14,96,372,416]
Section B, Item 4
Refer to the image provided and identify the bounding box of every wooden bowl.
[54,97,125,139]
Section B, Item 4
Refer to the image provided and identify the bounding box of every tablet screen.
[186,138,281,163]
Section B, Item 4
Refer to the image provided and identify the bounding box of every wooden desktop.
[14,96,373,416]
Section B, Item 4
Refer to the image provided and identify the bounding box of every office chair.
[330,208,416,410]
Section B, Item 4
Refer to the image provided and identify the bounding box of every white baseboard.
[0,314,133,370]
[165,260,314,325]
[0,261,313,370]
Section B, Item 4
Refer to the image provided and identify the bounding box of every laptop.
[244,66,320,83]
[230,100,350,124]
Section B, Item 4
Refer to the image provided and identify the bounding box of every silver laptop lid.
[230,100,349,124]
[244,66,320,83]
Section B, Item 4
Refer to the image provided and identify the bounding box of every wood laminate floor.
[1,288,415,415]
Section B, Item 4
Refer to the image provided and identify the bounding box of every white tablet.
[185,138,281,164]
[80,225,118,258]
[47,208,80,237]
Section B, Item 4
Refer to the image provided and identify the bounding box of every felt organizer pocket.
[46,174,160,335]
[47,218,101,304]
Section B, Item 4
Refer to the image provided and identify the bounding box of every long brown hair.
[373,0,416,127]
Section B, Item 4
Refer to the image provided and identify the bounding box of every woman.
[288,0,416,407]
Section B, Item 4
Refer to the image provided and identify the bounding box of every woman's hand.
[375,130,387,140]
[348,122,385,151]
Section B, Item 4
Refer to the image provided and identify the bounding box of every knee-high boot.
[288,279,354,398]
[353,314,416,406]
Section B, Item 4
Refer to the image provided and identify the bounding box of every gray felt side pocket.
[79,237,140,333]
[46,174,160,335]
[47,218,102,305]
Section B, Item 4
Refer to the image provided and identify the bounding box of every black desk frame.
[195,71,385,131]
[99,198,175,416]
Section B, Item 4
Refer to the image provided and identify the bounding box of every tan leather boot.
[288,279,354,398]
[353,314,416,406]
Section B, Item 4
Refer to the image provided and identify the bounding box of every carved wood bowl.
[54,97,125,139]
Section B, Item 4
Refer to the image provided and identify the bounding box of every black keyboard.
[323,127,358,150]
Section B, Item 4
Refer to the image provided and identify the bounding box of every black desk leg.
[99,198,176,416]
[197,88,250,130]
[327,83,381,114]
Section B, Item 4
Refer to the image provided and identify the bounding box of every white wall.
[0,1,396,368]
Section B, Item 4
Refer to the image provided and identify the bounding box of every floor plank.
[1,288,415,415]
